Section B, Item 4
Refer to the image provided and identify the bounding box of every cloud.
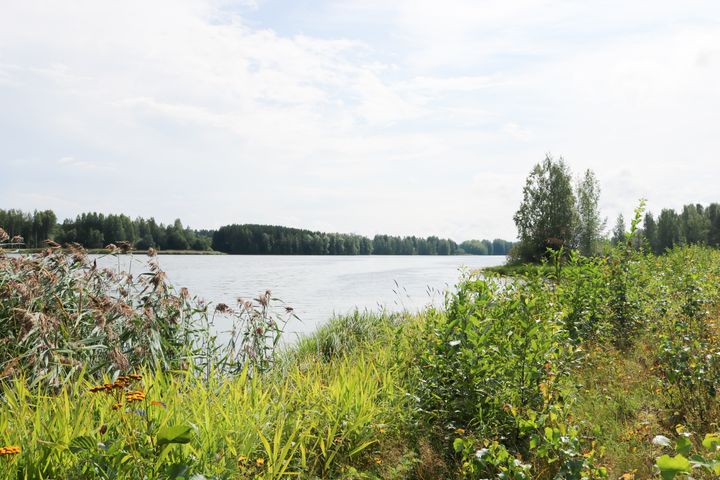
[1,1,719,240]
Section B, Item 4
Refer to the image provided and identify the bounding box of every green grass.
[0,318,423,479]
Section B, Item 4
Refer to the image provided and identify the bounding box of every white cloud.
[1,0,719,240]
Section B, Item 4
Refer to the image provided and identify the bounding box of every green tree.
[643,212,660,253]
[680,204,710,244]
[575,169,605,256]
[657,208,682,251]
[611,214,626,246]
[513,155,577,261]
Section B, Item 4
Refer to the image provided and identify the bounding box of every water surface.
[94,255,506,338]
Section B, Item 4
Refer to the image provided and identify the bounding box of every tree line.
[211,224,463,255]
[638,204,720,253]
[458,239,514,256]
[0,209,212,251]
[0,208,513,255]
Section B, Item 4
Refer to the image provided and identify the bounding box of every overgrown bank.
[2,237,720,478]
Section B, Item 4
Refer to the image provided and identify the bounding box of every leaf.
[702,433,720,452]
[156,424,193,447]
[676,437,692,456]
[656,454,691,480]
[69,435,97,454]
[453,438,465,452]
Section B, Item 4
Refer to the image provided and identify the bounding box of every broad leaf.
[656,454,691,480]
[157,424,193,447]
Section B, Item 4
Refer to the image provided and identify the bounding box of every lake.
[93,254,506,339]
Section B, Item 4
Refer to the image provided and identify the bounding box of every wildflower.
[238,455,248,464]
[455,428,465,435]
[126,390,146,402]
[374,457,382,464]
[0,445,20,456]
[256,457,265,467]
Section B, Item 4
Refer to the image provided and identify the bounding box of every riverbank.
[6,247,225,255]
[2,245,720,478]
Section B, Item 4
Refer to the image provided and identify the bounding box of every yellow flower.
[0,445,21,456]
[455,428,465,435]
[256,457,265,467]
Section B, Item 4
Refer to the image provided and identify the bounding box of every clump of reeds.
[0,232,294,387]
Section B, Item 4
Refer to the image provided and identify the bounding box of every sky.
[1,1,720,241]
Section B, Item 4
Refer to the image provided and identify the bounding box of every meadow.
[2,227,720,478]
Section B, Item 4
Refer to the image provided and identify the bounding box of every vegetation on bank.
[0,209,513,256]
[3,217,720,478]
[510,155,720,264]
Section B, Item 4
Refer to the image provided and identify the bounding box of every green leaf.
[69,435,97,454]
[656,454,691,480]
[156,424,193,447]
[702,433,720,452]
[676,437,692,456]
[453,438,465,453]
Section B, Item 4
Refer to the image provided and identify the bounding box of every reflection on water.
[92,254,506,337]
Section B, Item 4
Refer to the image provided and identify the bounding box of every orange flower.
[0,445,21,456]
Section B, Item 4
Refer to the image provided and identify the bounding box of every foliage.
[0,209,56,248]
[7,217,720,478]
[415,267,608,478]
[654,431,720,479]
[513,155,579,261]
[213,223,464,255]
[642,202,720,254]
[575,169,606,256]
[611,214,626,246]
[459,239,514,256]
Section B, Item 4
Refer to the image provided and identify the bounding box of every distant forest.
[641,203,720,253]
[0,209,512,255]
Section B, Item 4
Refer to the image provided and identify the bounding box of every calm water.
[93,255,506,338]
